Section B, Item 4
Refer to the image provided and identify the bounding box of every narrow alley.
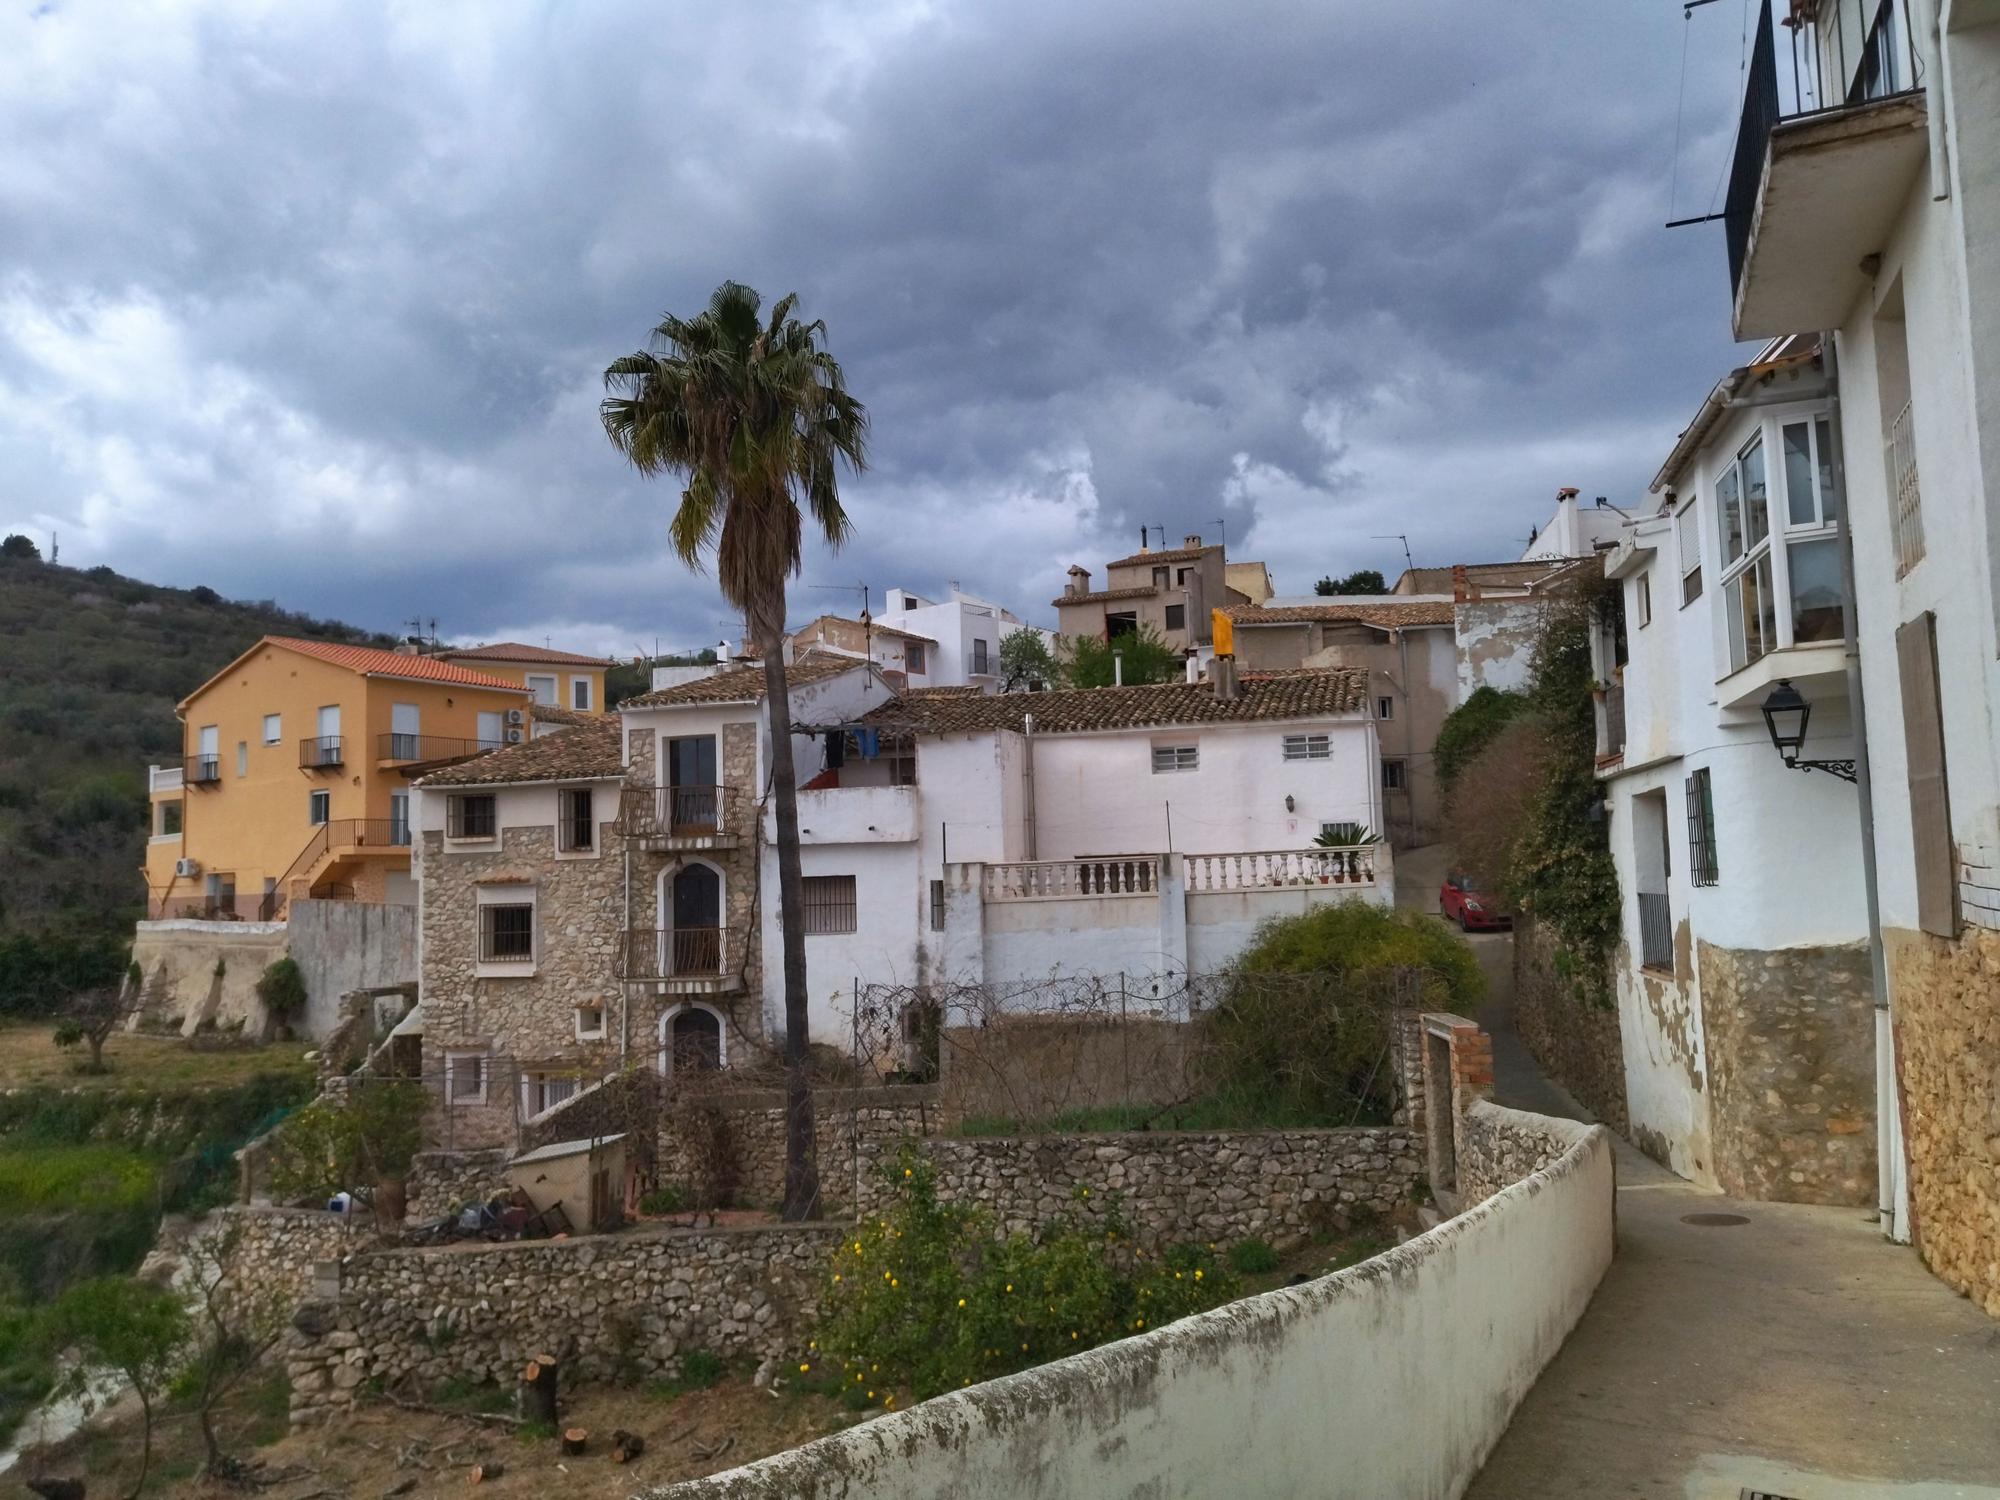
[1462,932,2000,1499]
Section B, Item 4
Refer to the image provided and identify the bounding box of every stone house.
[1054,534,1236,654]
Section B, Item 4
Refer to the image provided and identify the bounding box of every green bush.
[811,1151,1238,1402]
[265,1081,426,1202]
[1434,686,1530,794]
[254,958,308,1034]
[638,1184,687,1215]
[1227,1238,1280,1275]
[679,1349,723,1389]
[1231,902,1484,1007]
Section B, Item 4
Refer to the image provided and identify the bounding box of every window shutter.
[1896,612,1958,937]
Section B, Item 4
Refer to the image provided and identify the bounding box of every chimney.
[1208,655,1240,702]
[394,640,422,656]
[1065,564,1090,597]
[1113,649,1124,688]
[1138,526,1149,553]
[1452,564,1469,603]
[1184,533,1202,549]
[717,639,732,663]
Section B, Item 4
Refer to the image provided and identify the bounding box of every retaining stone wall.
[1513,917,1629,1133]
[862,1127,1421,1247]
[405,1148,514,1222]
[661,1088,940,1212]
[217,1206,370,1324]
[1457,1100,1590,1206]
[1889,923,2000,1318]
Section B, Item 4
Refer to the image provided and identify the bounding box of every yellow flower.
[867,1390,875,1399]
[884,1396,895,1408]
[1071,1331,1078,1340]
[957,1298,966,1308]
[799,1362,811,1373]
[1194,1270,1203,1281]
[809,1340,817,1349]
[1135,1318,1145,1329]
[833,1274,842,1283]
[871,1364,878,1372]
[1005,1284,1012,1293]
[1081,1188,1090,1197]
[854,1241,863,1253]
[891,1278,899,1288]
[1020,1343,1028,1351]
[884,1271,892,1281]
[1174,1272,1182,1280]
[904,1168,912,1178]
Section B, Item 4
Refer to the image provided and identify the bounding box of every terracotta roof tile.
[265,638,530,691]
[1102,543,1218,567]
[1225,601,1457,628]
[1051,586,1160,607]
[621,653,867,708]
[864,668,1369,735]
[415,720,624,787]
[441,642,617,668]
[529,703,598,728]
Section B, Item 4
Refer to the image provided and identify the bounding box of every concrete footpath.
[1462,932,2000,1500]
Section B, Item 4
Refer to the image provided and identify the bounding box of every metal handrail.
[618,926,729,980]
[299,735,345,769]
[618,785,738,839]
[377,732,503,764]
[263,818,412,921]
[183,754,223,786]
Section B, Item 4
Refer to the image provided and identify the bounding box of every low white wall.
[287,899,418,1039]
[646,1104,1614,1500]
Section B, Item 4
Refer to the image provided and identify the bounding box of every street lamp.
[1759,679,1857,782]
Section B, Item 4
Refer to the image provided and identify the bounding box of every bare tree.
[52,980,136,1074]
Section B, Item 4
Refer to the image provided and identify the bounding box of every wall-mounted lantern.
[1759,679,1856,782]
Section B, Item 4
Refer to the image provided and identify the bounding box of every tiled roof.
[530,703,598,728]
[1052,586,1159,607]
[1103,543,1217,568]
[441,642,617,668]
[415,720,624,787]
[190,637,528,701]
[1393,561,1569,595]
[865,669,1369,736]
[1226,601,1457,628]
[797,614,936,645]
[906,685,985,698]
[621,653,867,708]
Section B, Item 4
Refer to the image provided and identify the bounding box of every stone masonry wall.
[861,1127,1422,1248]
[1512,916,1629,1134]
[405,1148,514,1222]
[285,1222,844,1426]
[1698,938,1875,1206]
[1889,923,2000,1318]
[659,1087,941,1214]
[216,1206,371,1325]
[1456,1100,1594,1206]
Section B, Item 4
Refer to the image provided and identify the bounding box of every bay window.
[1716,414,1845,675]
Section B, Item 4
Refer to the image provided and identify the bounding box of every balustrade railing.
[982,857,1161,901]
[619,926,729,980]
[1184,846,1378,891]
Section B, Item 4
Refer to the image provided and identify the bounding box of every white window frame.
[1376,696,1395,721]
[1676,499,1702,608]
[1151,744,1199,773]
[526,673,559,706]
[574,1001,606,1041]
[1718,430,1777,675]
[308,789,330,826]
[570,676,593,712]
[1717,409,1845,678]
[520,1071,579,1120]
[474,883,537,974]
[1636,572,1652,629]
[262,713,282,745]
[1282,733,1331,761]
[445,1050,488,1106]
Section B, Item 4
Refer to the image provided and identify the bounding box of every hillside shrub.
[265,1080,426,1203]
[1434,685,1530,794]
[254,957,308,1037]
[811,1150,1237,1401]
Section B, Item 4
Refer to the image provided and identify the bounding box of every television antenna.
[1371,535,1415,575]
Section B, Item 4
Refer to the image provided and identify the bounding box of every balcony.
[376,733,502,770]
[299,735,345,770]
[767,783,920,845]
[1183,846,1380,890]
[619,786,742,850]
[183,755,222,788]
[984,856,1161,901]
[1724,0,1927,338]
[618,926,741,993]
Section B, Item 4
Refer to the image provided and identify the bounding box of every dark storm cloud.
[0,0,1752,650]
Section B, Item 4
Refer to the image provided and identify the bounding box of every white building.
[1596,337,1876,1202]
[875,585,1054,690]
[1520,489,1630,563]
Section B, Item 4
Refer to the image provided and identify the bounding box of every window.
[1152,566,1169,588]
[526,674,558,705]
[447,793,497,839]
[890,752,918,786]
[1782,418,1840,529]
[570,676,593,711]
[236,741,248,777]
[479,903,535,961]
[262,713,281,745]
[1720,433,1778,673]
[1106,612,1138,639]
[800,876,857,935]
[446,1052,487,1105]
[1282,733,1331,761]
[665,1006,724,1072]
[1685,768,1719,887]
[575,1003,605,1041]
[157,800,183,837]
[557,787,595,853]
[1636,572,1652,628]
[905,642,925,674]
[1151,744,1199,773]
[1676,501,1703,606]
[1163,603,1186,631]
[308,789,330,825]
[1381,758,1406,791]
[929,879,946,932]
[1176,567,1192,585]
[1377,696,1395,721]
[522,1073,577,1118]
[971,638,990,674]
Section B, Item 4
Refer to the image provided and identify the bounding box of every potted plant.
[1313,823,1382,884]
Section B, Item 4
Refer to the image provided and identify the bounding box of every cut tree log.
[611,1430,646,1464]
[519,1355,560,1427]
[468,1462,505,1483]
[560,1428,588,1457]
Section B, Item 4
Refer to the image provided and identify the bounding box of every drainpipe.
[1826,338,1907,1242]
[1022,713,1038,860]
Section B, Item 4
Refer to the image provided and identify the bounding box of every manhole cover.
[1684,1212,1751,1227]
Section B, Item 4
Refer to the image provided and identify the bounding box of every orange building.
[433,643,615,715]
[145,637,532,919]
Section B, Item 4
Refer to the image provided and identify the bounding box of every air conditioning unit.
[175,857,202,878]
[506,728,525,744]
[505,708,526,726]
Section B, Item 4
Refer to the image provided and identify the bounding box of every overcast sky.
[1,0,1756,656]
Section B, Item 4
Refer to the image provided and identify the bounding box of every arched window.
[659,1004,725,1074]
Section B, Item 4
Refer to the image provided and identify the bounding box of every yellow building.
[433,643,615,715]
[145,637,532,919]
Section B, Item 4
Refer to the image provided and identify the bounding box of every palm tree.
[601,281,868,1220]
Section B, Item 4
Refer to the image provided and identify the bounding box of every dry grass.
[0,1021,312,1092]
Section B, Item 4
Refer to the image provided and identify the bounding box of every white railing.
[1887,400,1924,578]
[148,763,184,796]
[983,856,1161,901]
[1185,846,1379,891]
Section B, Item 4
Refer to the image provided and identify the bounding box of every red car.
[1441,871,1510,932]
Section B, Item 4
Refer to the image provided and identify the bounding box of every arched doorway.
[665,862,722,976]
[659,1004,725,1074]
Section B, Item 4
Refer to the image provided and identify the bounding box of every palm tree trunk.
[757,608,820,1221]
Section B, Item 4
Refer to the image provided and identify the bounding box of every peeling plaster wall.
[1454,598,1542,696]
[647,1105,1614,1500]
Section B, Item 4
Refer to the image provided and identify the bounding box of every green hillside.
[0,540,395,981]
